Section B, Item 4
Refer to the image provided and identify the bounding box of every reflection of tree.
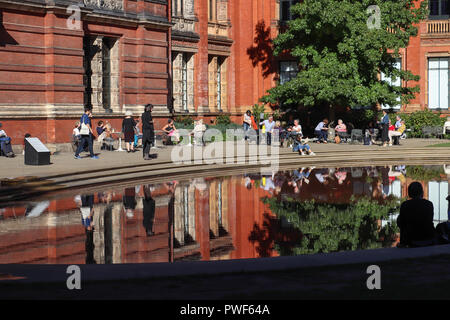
[250,196,400,256]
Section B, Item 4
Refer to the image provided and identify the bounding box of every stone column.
[110,39,120,112]
[172,53,182,112]
[90,36,104,113]
[208,56,217,111]
[187,55,195,112]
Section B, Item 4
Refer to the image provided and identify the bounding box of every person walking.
[75,108,98,159]
[122,110,137,153]
[260,115,275,146]
[141,104,155,160]
[380,110,390,147]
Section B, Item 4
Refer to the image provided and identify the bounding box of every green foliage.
[262,0,428,111]
[216,114,232,125]
[252,104,267,120]
[395,110,446,137]
[261,196,400,255]
[405,165,445,181]
[175,115,194,126]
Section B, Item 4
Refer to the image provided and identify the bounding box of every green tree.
[262,0,428,117]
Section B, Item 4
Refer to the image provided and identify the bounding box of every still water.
[0,164,449,264]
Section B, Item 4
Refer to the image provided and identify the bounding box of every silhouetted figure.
[143,185,156,236]
[141,104,155,160]
[397,182,436,247]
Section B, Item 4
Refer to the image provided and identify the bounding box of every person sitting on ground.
[388,120,406,146]
[397,182,436,247]
[292,135,315,156]
[0,123,15,158]
[162,119,180,144]
[315,118,329,143]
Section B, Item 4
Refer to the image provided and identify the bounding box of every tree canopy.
[261,0,429,111]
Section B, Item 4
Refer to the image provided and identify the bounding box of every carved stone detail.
[84,0,124,11]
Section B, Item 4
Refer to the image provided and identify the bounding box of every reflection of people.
[123,187,137,218]
[143,185,156,236]
[397,182,436,247]
[80,194,96,264]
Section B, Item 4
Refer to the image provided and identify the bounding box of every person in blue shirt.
[75,108,98,159]
[379,110,390,147]
[260,115,276,145]
[314,118,329,143]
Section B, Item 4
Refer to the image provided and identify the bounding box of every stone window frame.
[280,0,300,22]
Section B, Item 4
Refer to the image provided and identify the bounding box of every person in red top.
[388,120,395,132]
[251,112,259,145]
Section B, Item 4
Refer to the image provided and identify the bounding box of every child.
[72,122,81,153]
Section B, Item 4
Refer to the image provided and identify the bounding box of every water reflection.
[0,165,448,264]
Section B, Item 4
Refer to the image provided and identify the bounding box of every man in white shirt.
[260,116,276,145]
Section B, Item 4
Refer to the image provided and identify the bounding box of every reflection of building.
[1,166,448,264]
[0,177,276,264]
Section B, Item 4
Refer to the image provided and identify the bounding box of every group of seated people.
[72,119,145,152]
[161,118,206,146]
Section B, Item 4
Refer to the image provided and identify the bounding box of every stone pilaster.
[90,36,104,113]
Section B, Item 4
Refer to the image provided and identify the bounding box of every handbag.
[80,122,90,135]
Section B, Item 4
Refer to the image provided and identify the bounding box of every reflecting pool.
[0,164,449,264]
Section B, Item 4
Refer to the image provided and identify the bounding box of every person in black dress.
[122,110,136,153]
[142,104,155,160]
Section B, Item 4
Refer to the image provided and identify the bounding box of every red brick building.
[0,0,172,148]
[1,0,449,148]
